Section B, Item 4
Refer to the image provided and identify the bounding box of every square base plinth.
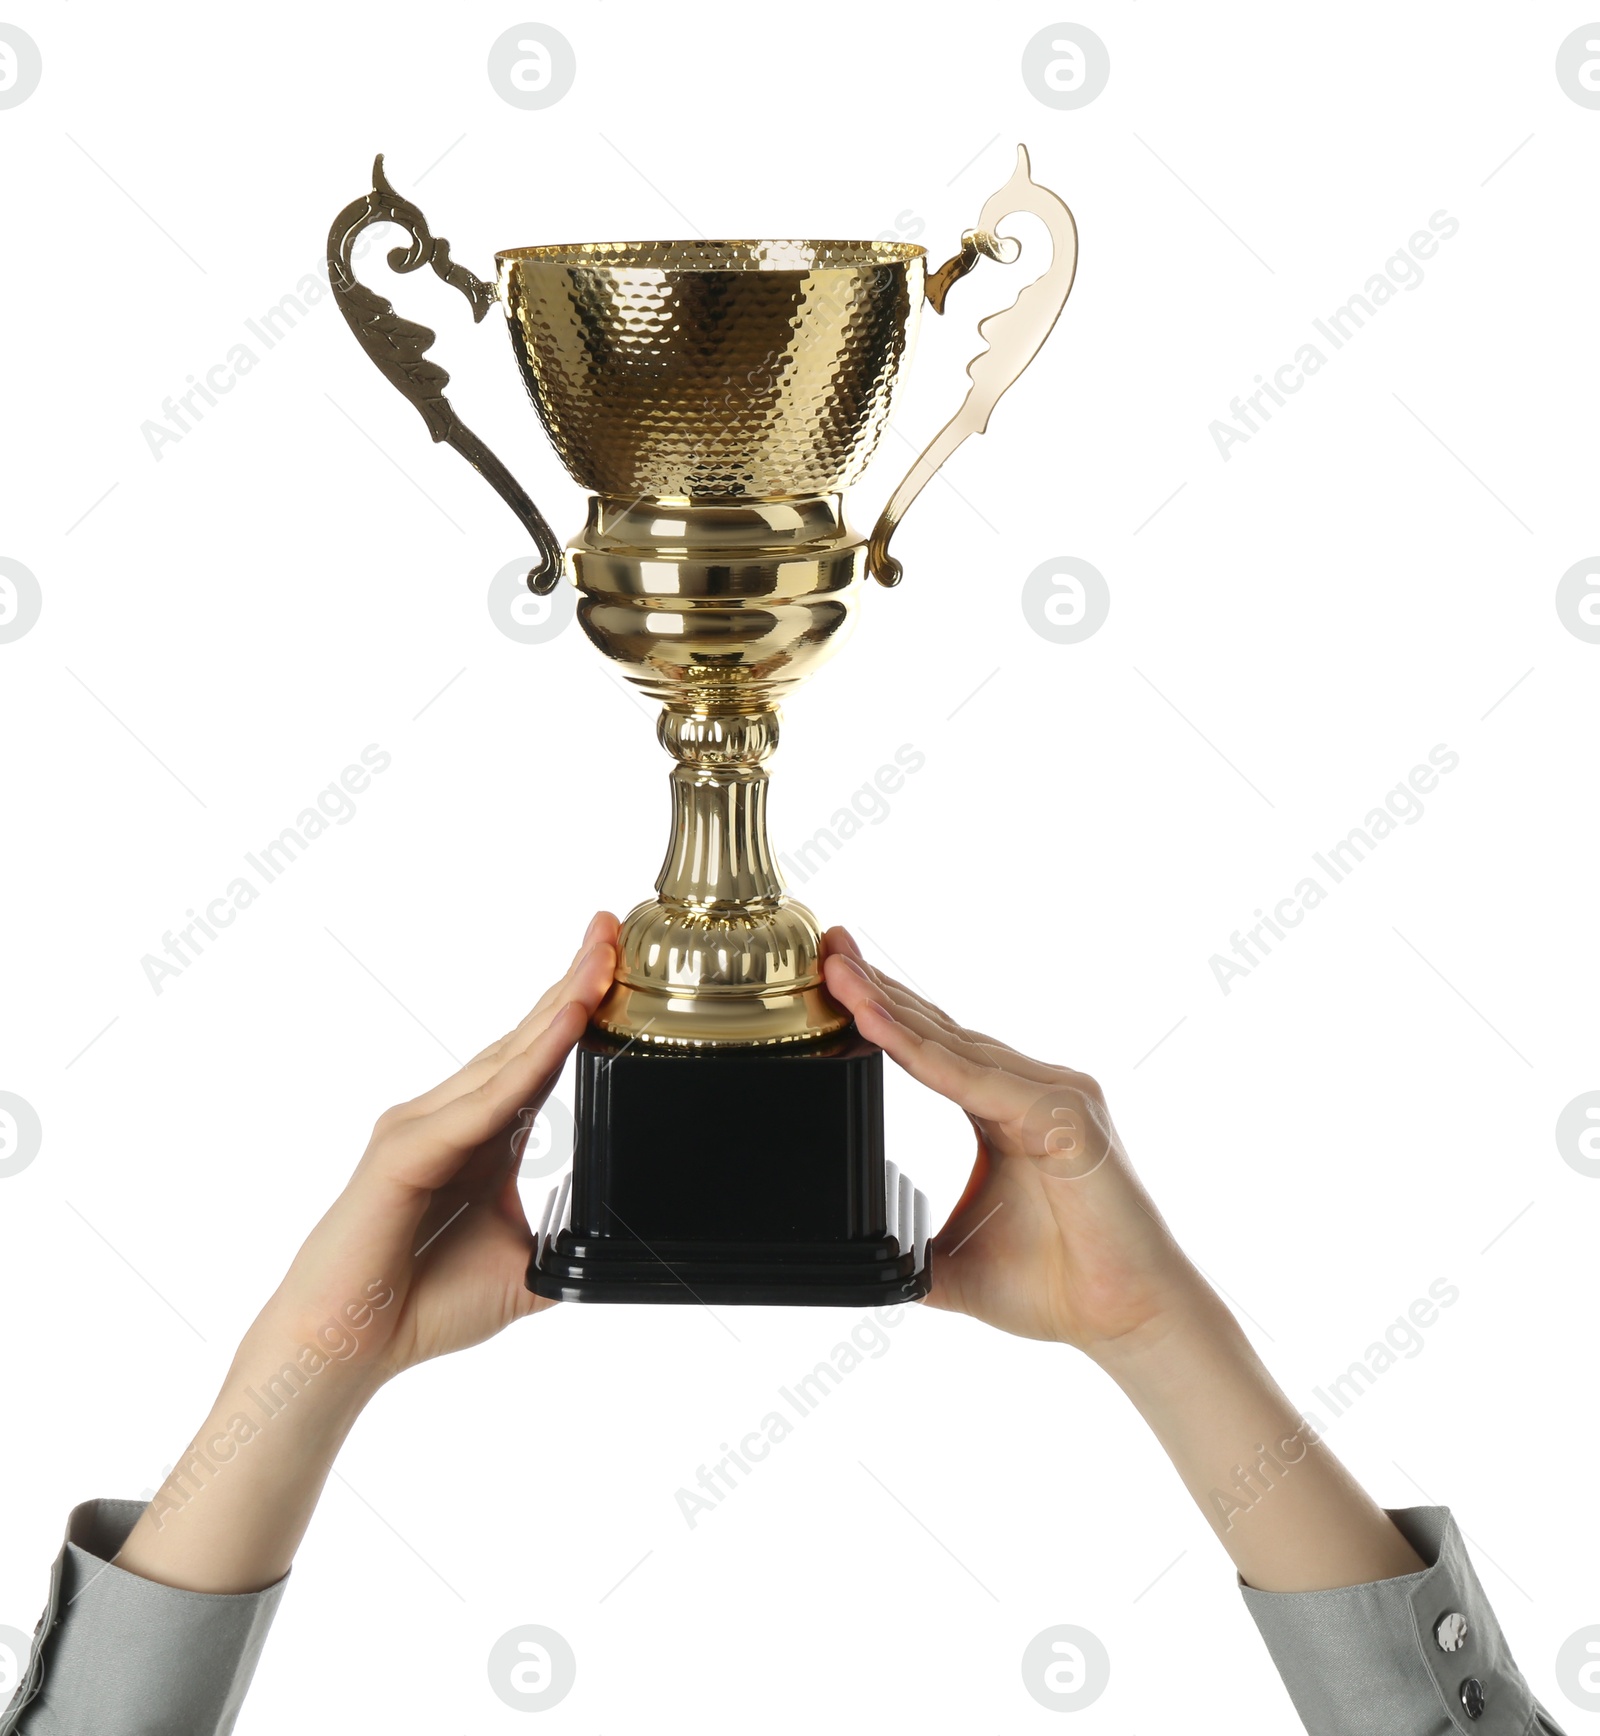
[525,1026,931,1306]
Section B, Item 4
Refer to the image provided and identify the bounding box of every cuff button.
[1435,1611,1469,1652]
[1460,1677,1486,1719]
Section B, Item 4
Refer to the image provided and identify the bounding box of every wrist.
[121,1330,381,1595]
[1084,1280,1252,1393]
[226,1309,390,1441]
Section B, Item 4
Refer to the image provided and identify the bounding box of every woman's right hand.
[821,928,1215,1358]
[113,913,618,1596]
[823,928,1432,1595]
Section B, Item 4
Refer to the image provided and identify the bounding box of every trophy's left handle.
[867,145,1078,587]
[327,155,564,595]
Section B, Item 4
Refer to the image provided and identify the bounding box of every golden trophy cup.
[327,147,1077,1304]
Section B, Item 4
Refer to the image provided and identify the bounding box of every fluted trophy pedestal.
[327,147,1078,1306]
[564,490,867,1047]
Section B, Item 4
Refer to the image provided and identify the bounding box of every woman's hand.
[247,909,618,1383]
[822,927,1210,1356]
[822,927,1428,1593]
[115,914,617,1594]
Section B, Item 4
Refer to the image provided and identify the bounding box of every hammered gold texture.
[497,240,926,501]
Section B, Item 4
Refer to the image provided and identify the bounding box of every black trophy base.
[526,1026,931,1306]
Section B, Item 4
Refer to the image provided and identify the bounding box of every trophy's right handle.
[867,145,1078,588]
[327,155,563,595]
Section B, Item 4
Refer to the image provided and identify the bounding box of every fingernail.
[866,998,896,1024]
[834,927,864,960]
[835,954,868,979]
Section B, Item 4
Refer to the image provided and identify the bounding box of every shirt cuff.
[1,1499,288,1736]
[1239,1505,1562,1735]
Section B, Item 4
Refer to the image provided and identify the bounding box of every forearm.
[115,1318,383,1595]
[1091,1287,1425,1593]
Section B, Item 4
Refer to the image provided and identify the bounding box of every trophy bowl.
[498,237,926,504]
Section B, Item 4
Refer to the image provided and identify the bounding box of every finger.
[374,1001,589,1193]
[823,951,946,1029]
[405,1177,556,1328]
[410,1124,533,1257]
[426,1101,530,1207]
[857,982,997,1061]
[822,944,989,1042]
[501,932,615,1054]
[865,975,1037,1072]
[822,924,863,963]
[851,996,1036,1123]
[826,929,930,1013]
[386,961,596,1125]
[939,1127,995,1237]
[823,950,1065,1083]
[407,1082,553,1262]
[495,1152,534,1235]
[490,911,619,1054]
[392,929,615,1120]
[460,911,618,1069]
[922,1140,996,1320]
[823,954,1022,1071]
[825,929,951,1008]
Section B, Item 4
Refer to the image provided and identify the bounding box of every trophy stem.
[655,708,785,911]
[592,704,848,1048]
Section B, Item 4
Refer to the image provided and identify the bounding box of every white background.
[2,2,1597,1730]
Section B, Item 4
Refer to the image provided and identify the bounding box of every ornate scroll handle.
[867,145,1079,587]
[327,155,563,595]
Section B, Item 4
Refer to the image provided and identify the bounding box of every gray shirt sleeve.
[0,1499,287,1736]
[1240,1505,1565,1735]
